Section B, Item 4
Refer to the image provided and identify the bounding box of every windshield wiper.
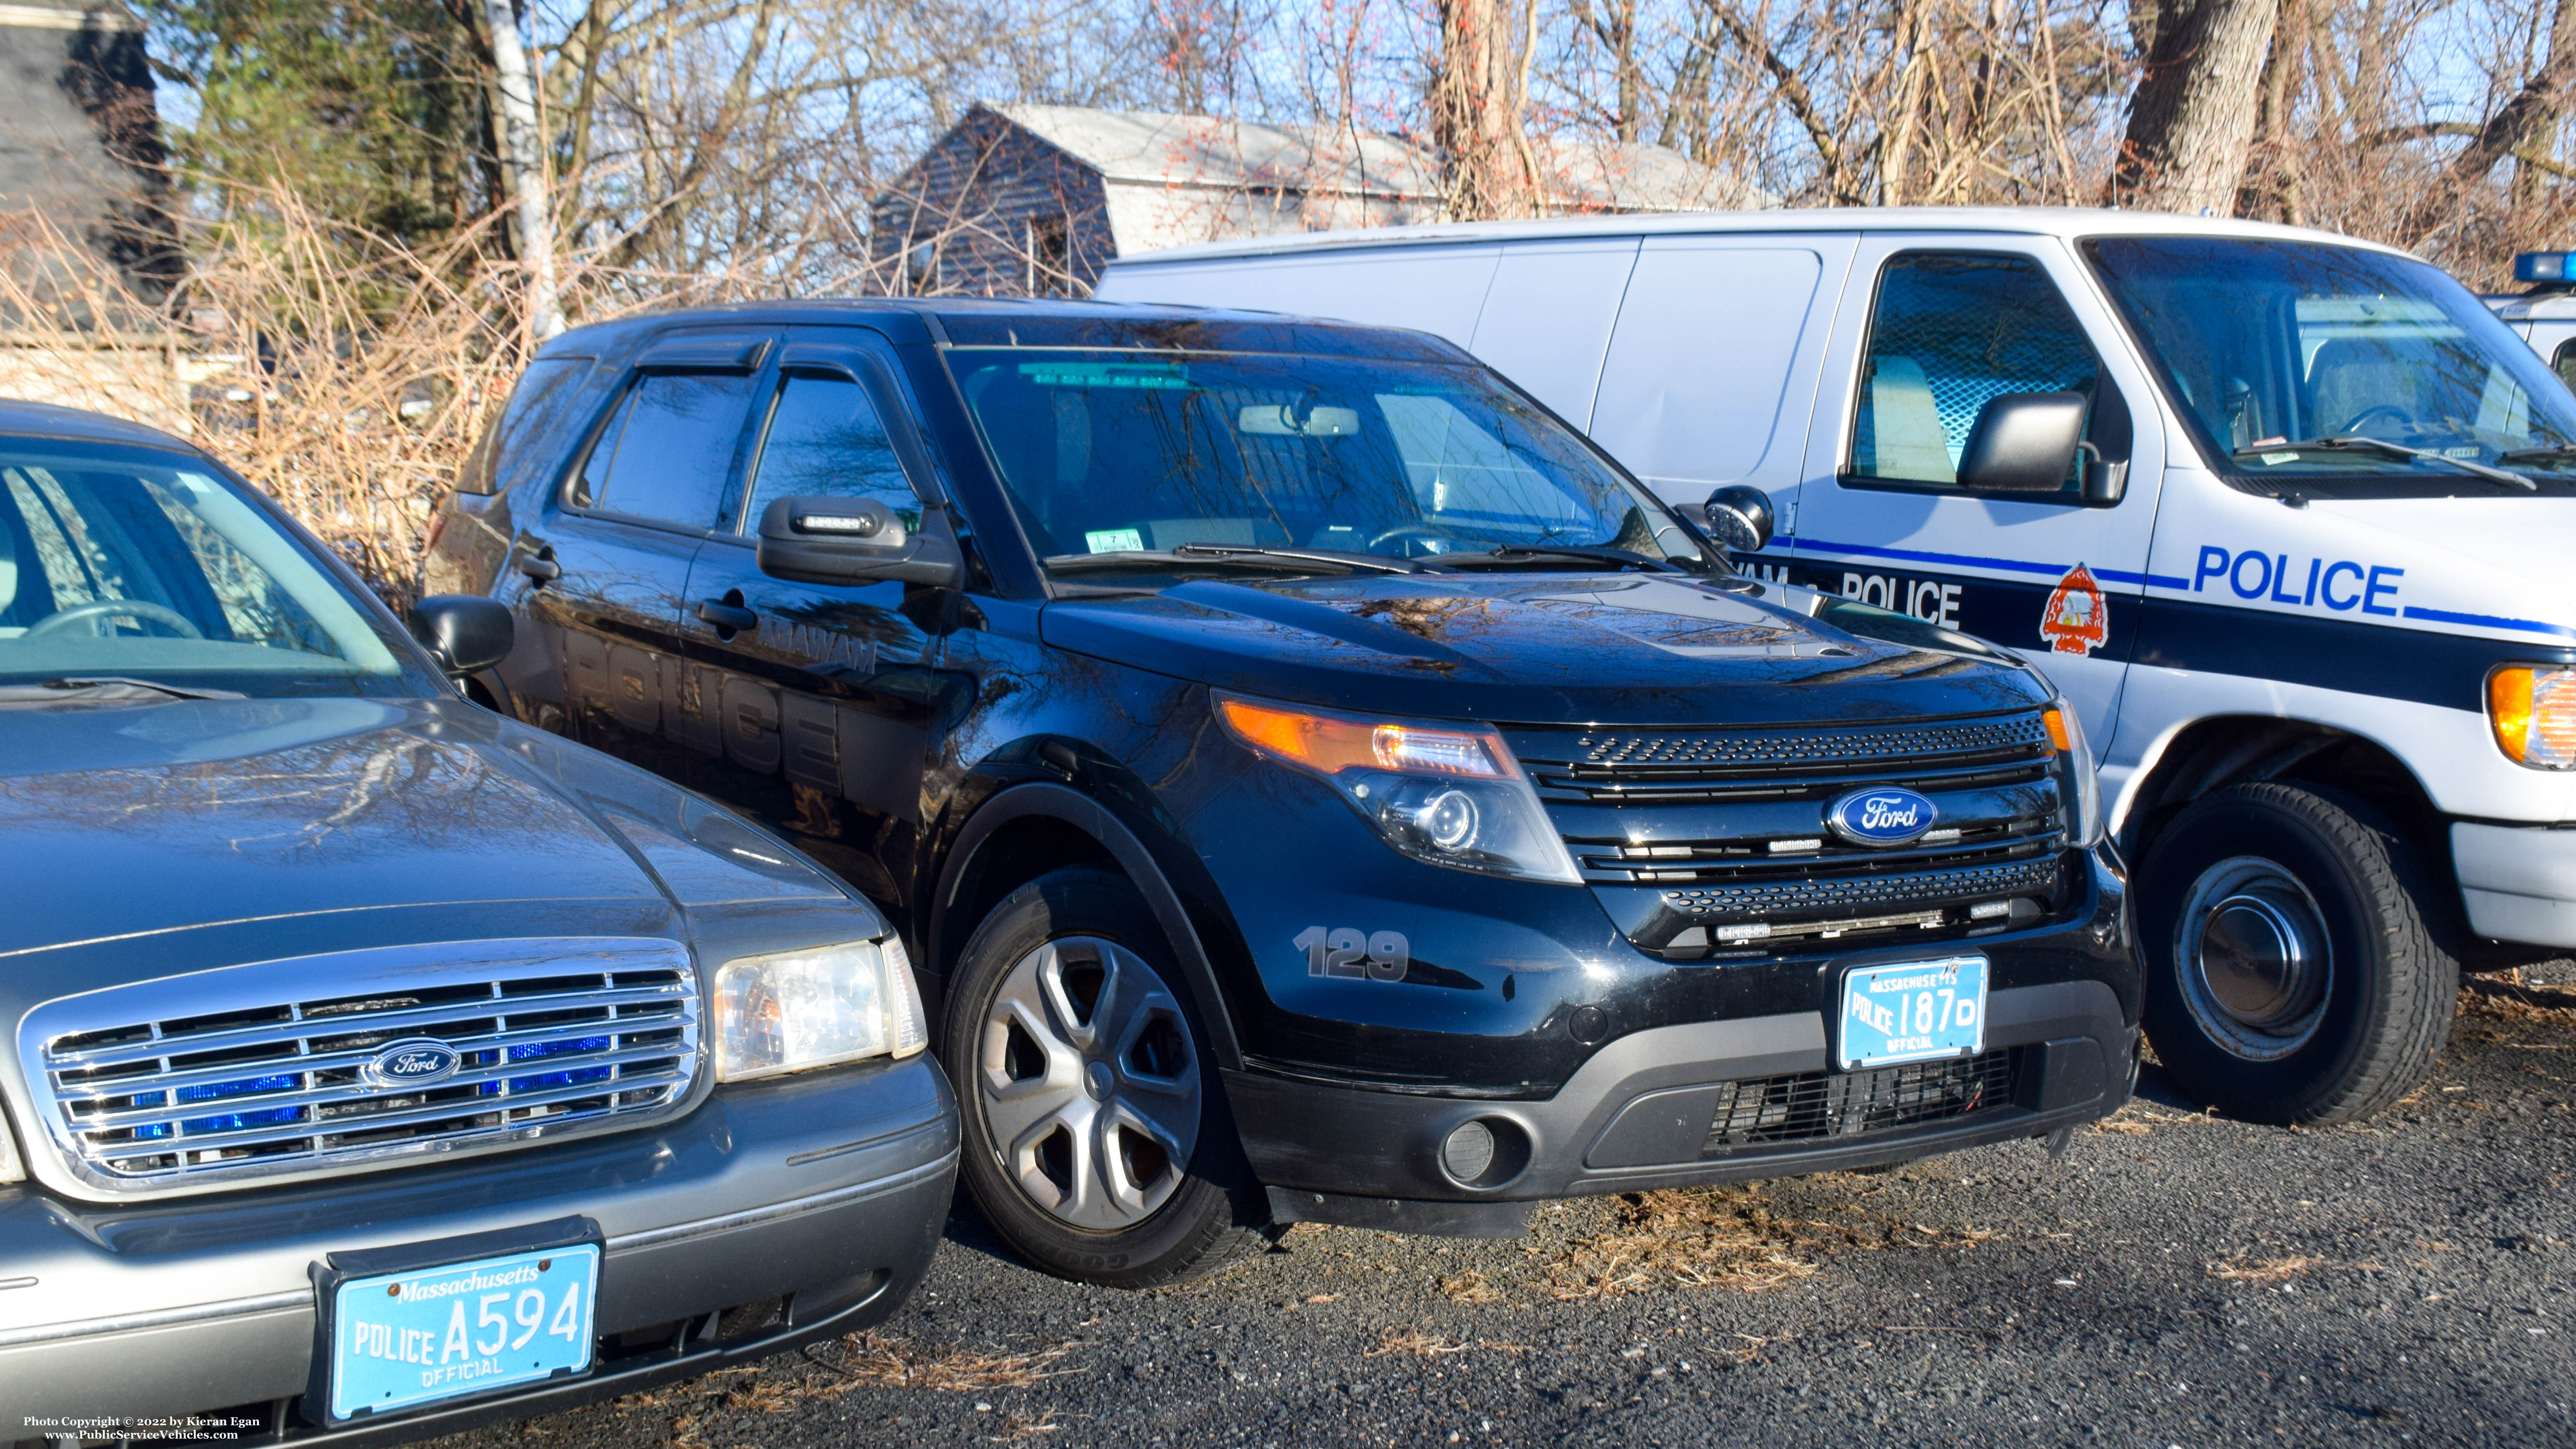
[0,676,247,704]
[1044,548,1386,578]
[1436,544,1681,573]
[2494,442,2576,471]
[2236,436,2536,490]
[1170,543,1418,574]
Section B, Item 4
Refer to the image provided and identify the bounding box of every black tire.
[2138,782,2457,1125]
[940,867,1269,1288]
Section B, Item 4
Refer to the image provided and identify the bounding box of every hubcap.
[976,936,1200,1231]
[2174,856,2333,1061]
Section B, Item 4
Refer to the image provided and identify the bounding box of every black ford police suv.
[427,300,2140,1287]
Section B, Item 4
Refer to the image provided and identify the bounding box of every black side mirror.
[408,595,514,675]
[1957,392,2089,493]
[758,496,963,589]
[1701,485,1774,553]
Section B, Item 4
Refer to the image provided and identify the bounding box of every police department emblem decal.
[2040,563,2109,656]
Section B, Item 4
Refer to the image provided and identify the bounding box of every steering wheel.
[1366,523,1457,556]
[2336,403,2415,436]
[26,599,204,639]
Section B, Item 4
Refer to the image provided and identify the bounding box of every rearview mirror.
[1956,392,2088,493]
[1701,485,1774,553]
[408,595,514,675]
[758,495,963,588]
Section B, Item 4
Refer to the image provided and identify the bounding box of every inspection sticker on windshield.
[1838,955,1987,1070]
[325,1242,597,1421]
[1085,528,1145,554]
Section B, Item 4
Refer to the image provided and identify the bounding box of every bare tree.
[1433,0,1542,218]
[2111,0,2281,212]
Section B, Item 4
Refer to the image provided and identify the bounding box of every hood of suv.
[1040,572,2046,723]
[0,695,844,980]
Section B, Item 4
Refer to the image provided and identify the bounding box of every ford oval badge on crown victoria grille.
[363,1038,462,1090]
[1826,787,1938,847]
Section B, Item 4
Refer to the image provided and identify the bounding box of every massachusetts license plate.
[326,1242,599,1421]
[1837,955,1988,1070]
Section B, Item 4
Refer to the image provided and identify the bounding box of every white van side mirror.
[1701,485,1774,553]
[1957,392,2089,493]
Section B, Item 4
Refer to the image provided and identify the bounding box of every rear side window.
[569,370,755,530]
[1849,253,2097,493]
[739,372,919,534]
[456,356,589,496]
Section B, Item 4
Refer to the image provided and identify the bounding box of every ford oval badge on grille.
[1826,787,1938,847]
[364,1038,462,1090]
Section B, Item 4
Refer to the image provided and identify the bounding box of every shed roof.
[981,104,1768,215]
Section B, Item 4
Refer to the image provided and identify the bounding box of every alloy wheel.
[975,935,1201,1230]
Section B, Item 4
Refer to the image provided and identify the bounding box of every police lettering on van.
[1107,209,2576,1128]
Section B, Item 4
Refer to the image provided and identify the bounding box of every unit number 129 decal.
[1293,926,1411,981]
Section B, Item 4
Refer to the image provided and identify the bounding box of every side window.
[568,369,756,530]
[1849,253,2098,494]
[739,371,921,534]
[457,356,588,496]
[2553,339,2576,394]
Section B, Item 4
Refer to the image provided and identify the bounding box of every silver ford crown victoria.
[0,403,957,1437]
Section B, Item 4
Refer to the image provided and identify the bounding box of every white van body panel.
[1102,207,2576,950]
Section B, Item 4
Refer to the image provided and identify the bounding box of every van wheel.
[942,867,1268,1288]
[2138,783,2456,1125]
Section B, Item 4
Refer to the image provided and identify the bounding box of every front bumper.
[2453,821,2576,948]
[0,1054,957,1434]
[1236,976,2135,1238]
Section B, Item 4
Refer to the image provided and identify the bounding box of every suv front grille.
[21,938,699,1194]
[1509,710,2070,955]
[1702,1047,2018,1153]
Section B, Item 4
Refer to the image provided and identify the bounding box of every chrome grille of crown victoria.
[19,938,699,1195]
[1506,710,2071,957]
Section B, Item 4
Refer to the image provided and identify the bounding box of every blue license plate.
[326,1242,599,1421]
[1837,955,1988,1070]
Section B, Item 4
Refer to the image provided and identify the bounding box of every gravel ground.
[447,968,2576,1449]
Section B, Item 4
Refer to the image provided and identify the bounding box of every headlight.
[2042,702,2104,848]
[2489,664,2576,769]
[1216,693,1581,884]
[712,936,929,1082]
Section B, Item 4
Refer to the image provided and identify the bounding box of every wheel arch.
[929,780,1245,1071]
[2120,713,2449,890]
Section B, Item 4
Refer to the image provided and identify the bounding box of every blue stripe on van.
[1781,534,2193,589]
[2399,604,2576,641]
[2135,597,2576,711]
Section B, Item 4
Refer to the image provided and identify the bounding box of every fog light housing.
[1435,1116,1531,1188]
[1440,1120,1496,1183]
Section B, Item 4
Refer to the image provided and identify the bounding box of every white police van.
[1101,208,2576,1126]
[2488,250,2576,390]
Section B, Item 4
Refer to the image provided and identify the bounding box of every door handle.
[695,599,759,633]
[517,547,560,584]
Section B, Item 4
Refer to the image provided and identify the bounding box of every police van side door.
[1784,234,2168,749]
[1580,233,1859,571]
[671,326,948,890]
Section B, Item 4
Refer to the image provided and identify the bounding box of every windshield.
[2085,237,2576,495]
[0,437,424,697]
[946,349,1705,572]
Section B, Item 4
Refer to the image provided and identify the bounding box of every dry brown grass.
[2461,976,2576,1026]
[1367,1327,1472,1358]
[809,1331,1076,1392]
[1437,1269,1505,1304]
[2206,1253,2322,1284]
[1541,1186,1823,1299]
